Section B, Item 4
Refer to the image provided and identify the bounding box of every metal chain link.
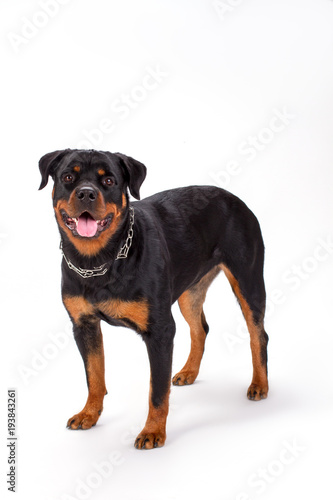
[115,206,135,260]
[60,241,109,278]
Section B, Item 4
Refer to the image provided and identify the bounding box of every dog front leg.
[67,319,106,430]
[135,318,175,449]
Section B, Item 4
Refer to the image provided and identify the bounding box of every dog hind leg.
[220,263,269,401]
[172,266,220,386]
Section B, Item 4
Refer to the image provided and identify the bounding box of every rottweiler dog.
[39,148,269,449]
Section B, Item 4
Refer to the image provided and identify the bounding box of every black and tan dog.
[39,148,269,449]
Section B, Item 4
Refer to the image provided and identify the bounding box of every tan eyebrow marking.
[98,169,105,176]
[73,165,81,172]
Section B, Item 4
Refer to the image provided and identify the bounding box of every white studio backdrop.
[1,1,333,499]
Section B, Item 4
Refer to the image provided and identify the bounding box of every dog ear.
[38,149,70,190]
[114,153,147,200]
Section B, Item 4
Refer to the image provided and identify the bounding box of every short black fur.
[39,148,269,448]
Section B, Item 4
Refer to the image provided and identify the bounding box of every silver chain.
[60,206,135,278]
[115,206,135,260]
[60,243,109,278]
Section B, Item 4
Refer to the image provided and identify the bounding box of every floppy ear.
[115,153,147,200]
[38,149,70,190]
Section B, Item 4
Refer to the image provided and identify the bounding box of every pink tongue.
[77,214,98,237]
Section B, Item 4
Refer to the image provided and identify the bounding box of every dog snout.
[76,185,98,202]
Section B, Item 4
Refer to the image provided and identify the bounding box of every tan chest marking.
[63,295,149,331]
[63,295,95,324]
[98,298,149,332]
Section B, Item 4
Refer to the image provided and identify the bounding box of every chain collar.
[60,206,135,279]
[115,205,135,259]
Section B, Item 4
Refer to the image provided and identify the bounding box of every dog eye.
[62,174,74,183]
[102,177,115,187]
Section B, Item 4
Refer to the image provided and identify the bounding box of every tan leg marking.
[173,267,220,386]
[135,384,170,450]
[172,291,206,386]
[67,357,106,428]
[220,264,268,400]
[67,324,107,430]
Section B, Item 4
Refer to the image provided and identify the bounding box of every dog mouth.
[60,210,112,238]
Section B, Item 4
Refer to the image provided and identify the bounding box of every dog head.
[39,149,146,256]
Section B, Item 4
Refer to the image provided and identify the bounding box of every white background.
[1,0,333,499]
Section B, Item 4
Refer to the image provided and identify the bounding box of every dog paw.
[172,370,197,386]
[66,409,101,430]
[247,384,268,401]
[134,431,166,450]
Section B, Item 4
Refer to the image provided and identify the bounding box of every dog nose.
[76,186,97,202]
